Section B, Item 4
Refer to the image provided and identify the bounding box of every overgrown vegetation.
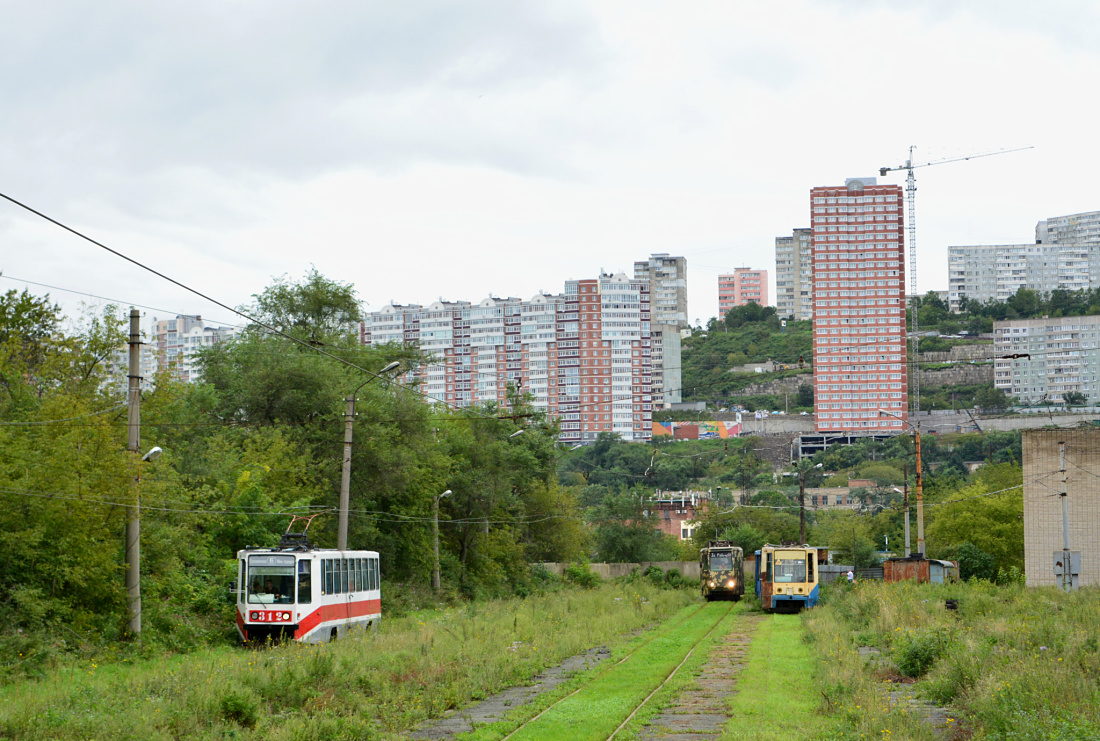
[0,272,587,666]
[0,581,695,739]
[805,580,1100,740]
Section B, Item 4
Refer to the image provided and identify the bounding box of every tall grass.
[804,580,1100,740]
[0,582,694,740]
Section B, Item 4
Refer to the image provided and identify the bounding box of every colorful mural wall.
[652,420,743,439]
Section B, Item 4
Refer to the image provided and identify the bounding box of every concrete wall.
[1023,430,1100,587]
[538,561,702,580]
[918,344,993,363]
[919,364,993,388]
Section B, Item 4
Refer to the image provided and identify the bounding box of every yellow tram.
[754,544,821,612]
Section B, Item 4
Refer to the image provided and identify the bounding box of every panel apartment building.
[361,273,655,443]
[717,268,769,315]
[775,228,813,321]
[948,210,1100,311]
[994,314,1100,404]
[811,178,908,433]
[633,253,688,407]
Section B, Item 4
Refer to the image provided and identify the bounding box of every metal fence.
[820,565,884,583]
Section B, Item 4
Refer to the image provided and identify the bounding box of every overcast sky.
[2,1,1098,331]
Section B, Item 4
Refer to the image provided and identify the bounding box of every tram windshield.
[248,555,296,604]
[773,551,807,583]
[708,552,734,571]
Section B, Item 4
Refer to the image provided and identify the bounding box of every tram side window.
[807,552,815,583]
[341,559,348,593]
[765,552,773,582]
[371,558,378,590]
[354,559,362,591]
[324,559,333,595]
[238,560,245,604]
[298,560,312,604]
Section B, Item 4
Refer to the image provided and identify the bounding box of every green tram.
[700,540,744,601]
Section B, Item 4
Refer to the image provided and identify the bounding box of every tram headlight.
[250,612,259,621]
[282,612,291,621]
[727,580,735,588]
[708,581,715,588]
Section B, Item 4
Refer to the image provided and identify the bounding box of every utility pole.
[338,361,401,551]
[125,308,142,637]
[915,425,925,557]
[902,461,911,557]
[798,468,807,545]
[1059,442,1072,592]
[432,490,452,592]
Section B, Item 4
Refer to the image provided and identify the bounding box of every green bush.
[563,563,600,589]
[219,690,259,728]
[894,627,952,678]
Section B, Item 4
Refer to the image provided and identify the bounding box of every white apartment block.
[634,254,688,327]
[362,273,654,443]
[151,315,239,383]
[994,315,1100,404]
[948,211,1100,311]
[633,254,687,407]
[775,228,812,321]
[1036,211,1100,245]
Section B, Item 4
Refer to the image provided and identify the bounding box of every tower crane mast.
[878,145,1033,419]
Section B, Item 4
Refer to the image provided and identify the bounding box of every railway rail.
[496,602,738,741]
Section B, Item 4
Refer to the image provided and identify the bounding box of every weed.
[219,689,259,728]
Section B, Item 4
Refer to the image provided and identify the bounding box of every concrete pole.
[903,461,911,557]
[798,470,806,545]
[1060,441,1072,591]
[432,496,441,592]
[915,427,925,557]
[338,393,355,551]
[125,308,142,637]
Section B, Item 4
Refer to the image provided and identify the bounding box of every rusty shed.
[884,557,959,584]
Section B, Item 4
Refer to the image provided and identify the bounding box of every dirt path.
[405,647,611,740]
[634,613,764,740]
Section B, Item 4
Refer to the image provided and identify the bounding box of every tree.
[796,383,814,407]
[924,464,1024,573]
[975,386,1012,412]
[1062,391,1087,409]
[247,267,362,344]
[591,491,678,563]
[955,542,996,581]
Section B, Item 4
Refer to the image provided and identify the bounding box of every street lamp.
[338,361,402,550]
[432,489,452,592]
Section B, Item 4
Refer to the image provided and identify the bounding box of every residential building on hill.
[775,228,813,321]
[361,273,655,443]
[994,314,1100,404]
[718,268,769,315]
[810,177,908,433]
[948,210,1100,311]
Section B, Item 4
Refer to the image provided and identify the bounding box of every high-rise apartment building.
[633,254,687,408]
[362,273,654,443]
[775,228,813,321]
[634,254,688,327]
[948,210,1100,311]
[151,314,239,383]
[994,315,1100,404]
[810,178,908,433]
[717,268,769,315]
[1036,210,1100,245]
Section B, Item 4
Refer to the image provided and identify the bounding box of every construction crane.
[878,145,1033,418]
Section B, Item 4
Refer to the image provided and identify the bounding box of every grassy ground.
[804,580,1100,740]
[0,582,694,740]
[464,601,740,740]
[723,613,842,740]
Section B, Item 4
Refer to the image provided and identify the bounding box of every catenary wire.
[0,190,500,421]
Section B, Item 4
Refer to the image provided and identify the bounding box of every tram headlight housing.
[250,611,259,620]
[282,612,291,621]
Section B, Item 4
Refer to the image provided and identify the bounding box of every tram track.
[496,602,738,741]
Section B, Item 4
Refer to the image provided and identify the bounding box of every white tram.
[234,517,381,643]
